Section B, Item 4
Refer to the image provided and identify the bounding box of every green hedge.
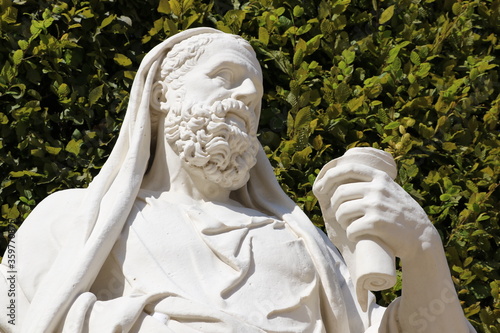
[1,0,498,331]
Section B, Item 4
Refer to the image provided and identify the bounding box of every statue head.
[151,33,264,191]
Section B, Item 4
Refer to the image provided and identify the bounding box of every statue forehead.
[197,39,261,71]
[162,32,261,78]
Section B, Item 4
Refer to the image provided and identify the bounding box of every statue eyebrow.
[205,58,261,79]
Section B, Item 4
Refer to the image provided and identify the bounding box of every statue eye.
[213,69,233,85]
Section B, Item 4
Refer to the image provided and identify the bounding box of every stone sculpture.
[0,27,476,332]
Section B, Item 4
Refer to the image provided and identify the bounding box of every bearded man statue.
[0,28,475,333]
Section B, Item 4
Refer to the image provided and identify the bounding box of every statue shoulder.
[17,188,87,242]
[17,188,89,248]
[13,188,88,301]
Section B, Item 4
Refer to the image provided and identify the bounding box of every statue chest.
[93,194,324,331]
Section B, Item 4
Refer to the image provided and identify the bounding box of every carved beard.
[164,98,259,190]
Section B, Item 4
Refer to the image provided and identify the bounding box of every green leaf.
[435,115,447,131]
[43,17,54,29]
[410,51,420,66]
[416,63,431,77]
[407,73,416,84]
[45,146,62,155]
[442,142,457,151]
[18,40,29,51]
[469,68,479,81]
[342,49,355,64]
[57,83,70,97]
[267,50,292,75]
[113,53,132,67]
[77,8,94,19]
[65,139,83,155]
[476,214,490,222]
[9,171,44,178]
[387,42,409,64]
[169,0,182,16]
[293,39,307,66]
[158,0,171,13]
[384,121,400,130]
[12,49,23,65]
[452,2,462,15]
[306,34,322,54]
[89,84,104,106]
[347,95,364,112]
[312,135,323,150]
[0,113,8,125]
[100,14,116,29]
[440,193,452,201]
[293,5,304,17]
[183,0,194,10]
[379,5,395,25]
[294,106,311,130]
[258,27,269,45]
[1,6,17,24]
[165,19,178,35]
[182,13,199,30]
[292,146,312,167]
[335,83,351,103]
[224,10,246,33]
[297,23,312,35]
[2,205,19,220]
[365,84,382,99]
[331,15,346,30]
[408,82,419,98]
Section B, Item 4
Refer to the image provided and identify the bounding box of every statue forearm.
[394,240,475,333]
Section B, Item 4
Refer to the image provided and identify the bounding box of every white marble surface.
[0,28,475,332]
[314,147,399,311]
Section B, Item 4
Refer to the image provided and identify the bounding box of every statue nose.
[232,78,258,106]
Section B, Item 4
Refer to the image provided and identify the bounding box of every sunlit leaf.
[113,53,132,67]
[12,49,23,65]
[89,84,104,106]
[65,139,83,155]
[100,14,116,29]
[379,5,395,25]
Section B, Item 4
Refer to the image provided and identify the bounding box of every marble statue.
[0,27,476,333]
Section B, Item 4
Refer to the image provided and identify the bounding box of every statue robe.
[0,187,397,332]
